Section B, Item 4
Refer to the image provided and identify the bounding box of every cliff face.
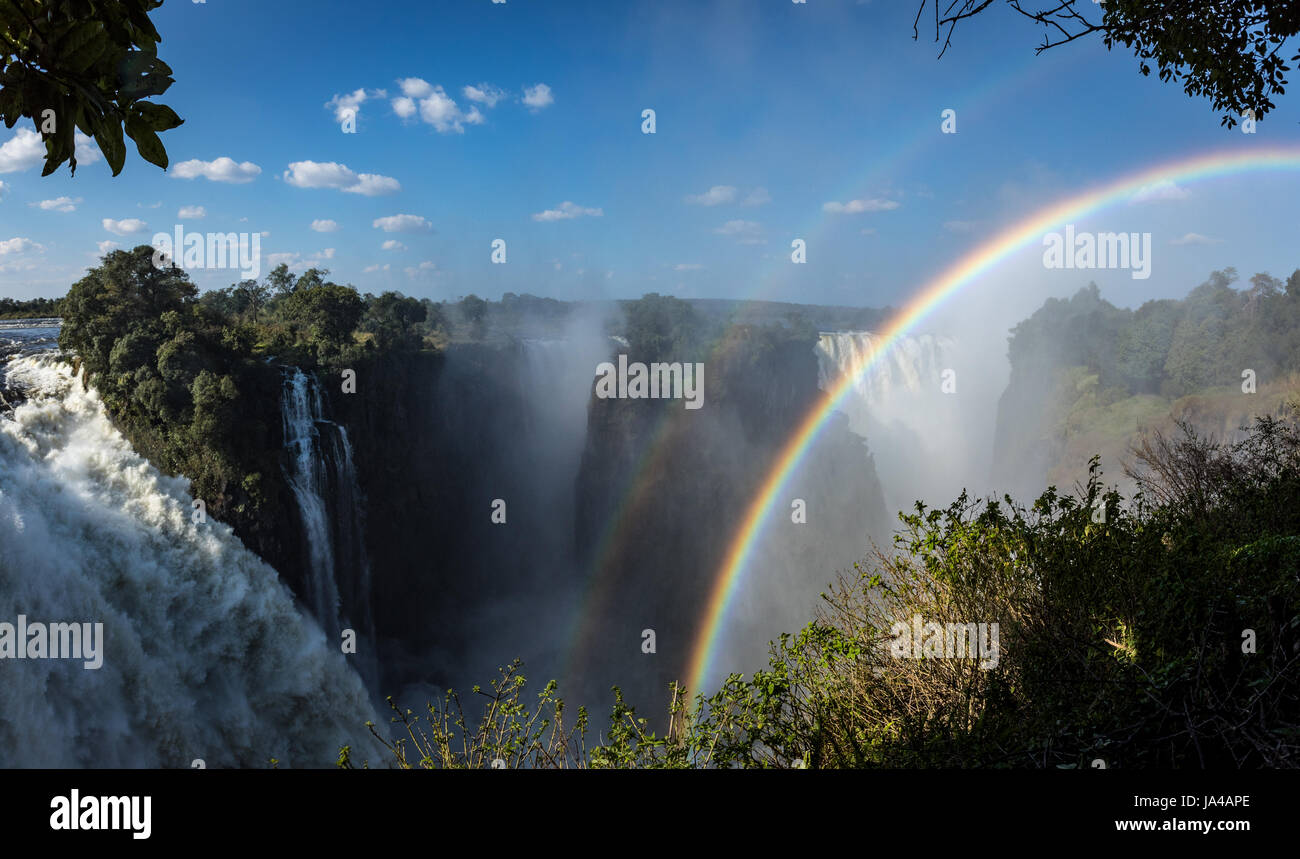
[217,334,889,714]
[570,333,889,711]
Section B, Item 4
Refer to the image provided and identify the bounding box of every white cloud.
[381,240,406,251]
[320,248,336,259]
[31,196,82,213]
[0,129,100,173]
[390,78,484,133]
[522,83,554,111]
[282,161,401,196]
[463,83,506,107]
[172,157,262,184]
[372,213,433,232]
[311,219,340,232]
[267,252,300,268]
[178,205,206,219]
[714,219,761,236]
[363,263,390,273]
[347,173,402,196]
[532,201,602,222]
[397,77,434,98]
[685,185,737,206]
[75,133,100,166]
[325,87,386,124]
[742,187,771,207]
[1130,180,1190,203]
[1170,232,1222,246]
[822,198,899,214]
[404,260,438,278]
[102,218,148,235]
[0,129,45,173]
[0,237,41,255]
[140,201,163,208]
[96,240,117,254]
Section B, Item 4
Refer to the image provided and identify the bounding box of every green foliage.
[915,1,1300,128]
[1009,269,1300,400]
[0,0,182,175]
[52,247,441,534]
[361,291,427,351]
[371,416,1300,768]
[623,292,705,361]
[0,295,62,319]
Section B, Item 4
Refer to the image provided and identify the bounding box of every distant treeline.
[0,296,62,319]
[1007,268,1300,399]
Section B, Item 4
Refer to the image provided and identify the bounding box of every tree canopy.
[915,0,1300,127]
[0,0,182,175]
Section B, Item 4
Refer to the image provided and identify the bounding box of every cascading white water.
[279,368,375,686]
[0,355,384,767]
[815,331,978,514]
[280,369,344,633]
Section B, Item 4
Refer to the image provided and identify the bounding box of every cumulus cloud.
[1170,232,1222,246]
[522,83,554,111]
[96,240,117,254]
[102,218,148,236]
[463,83,506,107]
[0,237,41,255]
[381,240,406,251]
[31,196,81,213]
[178,205,206,219]
[0,129,100,173]
[325,87,386,124]
[172,157,262,184]
[391,78,484,133]
[363,263,390,273]
[685,185,737,206]
[532,201,602,222]
[372,214,432,233]
[1130,180,1190,204]
[282,161,400,196]
[822,198,899,214]
[404,260,437,278]
[311,219,339,232]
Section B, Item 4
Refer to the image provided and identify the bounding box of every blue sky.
[0,0,1297,313]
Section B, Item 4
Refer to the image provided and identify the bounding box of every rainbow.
[561,50,1075,681]
[687,145,1300,695]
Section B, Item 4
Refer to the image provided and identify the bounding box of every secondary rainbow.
[687,145,1300,695]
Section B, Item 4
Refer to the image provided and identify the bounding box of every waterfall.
[815,331,957,424]
[0,355,383,766]
[279,368,373,677]
[815,331,977,513]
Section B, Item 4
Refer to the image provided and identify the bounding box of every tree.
[913,0,1300,127]
[281,281,364,357]
[60,245,197,378]
[0,0,183,175]
[362,291,427,351]
[232,278,270,318]
[265,263,294,297]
